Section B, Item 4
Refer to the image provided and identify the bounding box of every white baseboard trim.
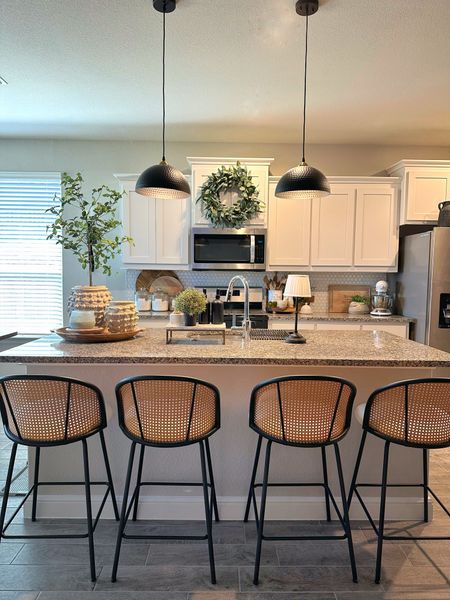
[24,493,433,521]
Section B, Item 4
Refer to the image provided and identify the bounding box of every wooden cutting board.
[328,284,371,313]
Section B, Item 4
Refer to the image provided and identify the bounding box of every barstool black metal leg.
[334,443,358,583]
[375,441,390,584]
[423,448,429,523]
[82,439,96,582]
[99,430,119,521]
[244,435,262,522]
[321,446,331,522]
[347,430,368,509]
[0,443,17,540]
[31,446,40,522]
[253,439,272,586]
[200,440,216,584]
[111,442,136,583]
[205,438,219,522]
[132,444,145,522]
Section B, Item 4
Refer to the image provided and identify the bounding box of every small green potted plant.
[173,288,207,326]
[348,294,370,314]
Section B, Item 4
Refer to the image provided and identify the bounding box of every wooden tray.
[328,284,371,313]
[53,327,144,343]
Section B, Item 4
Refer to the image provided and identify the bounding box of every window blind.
[0,173,63,334]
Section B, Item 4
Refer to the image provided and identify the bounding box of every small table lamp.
[283,274,311,344]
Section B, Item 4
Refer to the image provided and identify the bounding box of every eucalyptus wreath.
[197,162,262,228]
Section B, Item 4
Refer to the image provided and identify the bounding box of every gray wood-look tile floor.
[1,432,450,599]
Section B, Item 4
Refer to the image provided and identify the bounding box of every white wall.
[1,137,449,310]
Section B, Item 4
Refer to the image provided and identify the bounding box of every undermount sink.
[250,329,292,340]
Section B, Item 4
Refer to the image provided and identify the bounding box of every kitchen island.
[0,329,449,522]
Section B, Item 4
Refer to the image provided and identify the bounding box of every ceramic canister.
[105,301,139,333]
[68,310,96,329]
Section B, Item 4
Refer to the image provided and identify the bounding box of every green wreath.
[197,162,262,228]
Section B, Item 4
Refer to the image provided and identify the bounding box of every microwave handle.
[250,235,255,263]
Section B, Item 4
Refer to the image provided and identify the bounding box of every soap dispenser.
[211,289,224,324]
[198,288,211,324]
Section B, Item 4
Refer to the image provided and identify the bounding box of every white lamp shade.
[283,274,311,298]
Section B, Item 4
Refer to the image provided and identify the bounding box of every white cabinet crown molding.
[386,159,450,174]
[187,157,274,167]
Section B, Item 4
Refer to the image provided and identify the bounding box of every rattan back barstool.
[0,374,119,582]
[348,377,450,584]
[111,375,220,584]
[245,375,358,585]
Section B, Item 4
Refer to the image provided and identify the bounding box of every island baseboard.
[25,493,432,522]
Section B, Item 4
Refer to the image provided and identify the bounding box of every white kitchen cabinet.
[267,177,311,269]
[387,160,450,224]
[187,157,273,228]
[269,320,409,337]
[354,185,398,268]
[267,176,400,272]
[115,175,190,269]
[315,323,361,331]
[360,323,409,338]
[310,185,356,266]
[269,318,315,331]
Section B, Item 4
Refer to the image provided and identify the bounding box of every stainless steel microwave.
[191,227,266,270]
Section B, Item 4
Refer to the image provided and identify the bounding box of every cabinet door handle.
[250,235,255,263]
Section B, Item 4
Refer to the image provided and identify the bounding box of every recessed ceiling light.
[0,76,8,85]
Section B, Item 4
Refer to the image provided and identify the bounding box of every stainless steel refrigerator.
[390,228,450,352]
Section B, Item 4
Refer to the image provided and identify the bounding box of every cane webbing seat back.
[363,378,450,448]
[250,376,356,446]
[0,375,105,445]
[116,376,220,446]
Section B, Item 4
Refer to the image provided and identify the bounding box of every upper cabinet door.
[354,186,398,268]
[190,161,270,227]
[117,175,190,268]
[267,180,311,268]
[155,197,189,265]
[406,170,449,221]
[310,186,356,266]
[122,190,156,264]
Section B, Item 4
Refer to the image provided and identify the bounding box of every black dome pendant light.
[275,0,330,200]
[135,0,190,199]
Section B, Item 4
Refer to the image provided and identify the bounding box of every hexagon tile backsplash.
[127,270,385,313]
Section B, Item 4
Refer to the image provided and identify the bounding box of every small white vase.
[68,285,112,326]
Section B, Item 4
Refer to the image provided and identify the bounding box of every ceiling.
[1,0,449,145]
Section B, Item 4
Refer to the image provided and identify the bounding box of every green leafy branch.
[46,172,132,286]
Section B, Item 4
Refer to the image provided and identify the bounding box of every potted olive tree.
[47,172,132,324]
[173,288,207,326]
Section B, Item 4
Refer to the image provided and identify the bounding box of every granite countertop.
[138,311,414,324]
[0,331,17,341]
[0,330,448,367]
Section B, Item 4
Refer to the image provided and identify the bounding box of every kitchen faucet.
[226,275,252,344]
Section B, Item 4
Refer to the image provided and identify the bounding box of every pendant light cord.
[301,12,309,164]
[162,8,166,162]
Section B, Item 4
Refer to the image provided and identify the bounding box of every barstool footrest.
[121,478,214,542]
[353,482,450,541]
[1,480,113,539]
[250,480,347,532]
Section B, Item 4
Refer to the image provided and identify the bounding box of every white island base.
[20,361,447,523]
